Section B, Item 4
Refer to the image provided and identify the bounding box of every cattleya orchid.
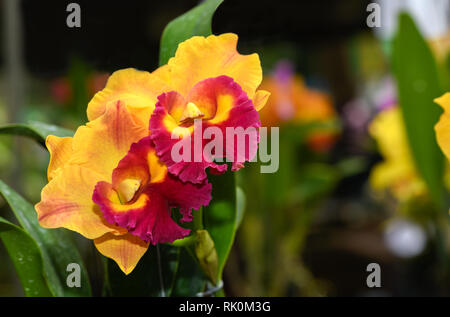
[35,33,270,274]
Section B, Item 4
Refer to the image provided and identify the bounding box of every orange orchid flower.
[35,33,269,274]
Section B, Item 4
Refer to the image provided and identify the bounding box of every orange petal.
[435,93,450,160]
[168,33,262,99]
[253,90,271,111]
[257,78,281,127]
[69,101,148,181]
[35,165,125,239]
[46,135,73,181]
[94,232,149,275]
[152,64,172,87]
[87,68,170,128]
[295,89,335,122]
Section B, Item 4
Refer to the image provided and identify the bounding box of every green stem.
[193,207,204,230]
[156,244,166,297]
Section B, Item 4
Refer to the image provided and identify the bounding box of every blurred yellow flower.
[369,106,427,201]
[428,31,450,62]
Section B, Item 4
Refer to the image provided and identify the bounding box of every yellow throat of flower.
[117,179,141,203]
[179,102,204,123]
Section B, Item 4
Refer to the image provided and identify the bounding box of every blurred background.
[1,0,450,296]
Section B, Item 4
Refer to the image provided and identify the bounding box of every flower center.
[117,178,141,203]
[179,102,204,123]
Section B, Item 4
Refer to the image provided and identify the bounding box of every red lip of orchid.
[92,136,212,244]
[150,75,261,184]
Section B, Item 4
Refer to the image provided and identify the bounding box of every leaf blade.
[203,172,237,284]
[0,179,91,296]
[159,0,223,66]
[392,13,446,208]
[0,217,53,297]
[0,121,74,146]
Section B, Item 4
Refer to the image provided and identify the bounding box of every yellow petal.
[435,92,450,112]
[69,101,148,181]
[94,232,149,275]
[369,107,426,200]
[435,94,450,161]
[168,33,262,98]
[436,114,450,162]
[370,161,426,200]
[87,68,170,127]
[46,135,73,181]
[152,64,172,87]
[179,102,204,122]
[369,107,410,162]
[253,90,271,111]
[35,165,124,239]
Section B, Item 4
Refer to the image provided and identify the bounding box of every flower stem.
[156,244,166,297]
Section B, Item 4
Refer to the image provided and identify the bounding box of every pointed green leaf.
[0,217,52,297]
[0,121,74,147]
[392,13,446,208]
[0,179,91,296]
[159,0,223,66]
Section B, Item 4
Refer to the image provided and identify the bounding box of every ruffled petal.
[92,136,211,243]
[35,165,125,240]
[156,174,212,222]
[46,135,73,181]
[150,91,225,183]
[93,183,190,244]
[69,101,148,181]
[87,68,170,127]
[369,106,426,200]
[168,33,262,99]
[94,232,149,275]
[150,76,260,183]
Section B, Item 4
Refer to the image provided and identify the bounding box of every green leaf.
[105,245,179,297]
[287,163,339,206]
[0,121,74,146]
[335,156,368,179]
[159,0,224,66]
[203,172,237,284]
[0,180,91,296]
[392,13,446,208]
[0,217,52,297]
[235,186,246,230]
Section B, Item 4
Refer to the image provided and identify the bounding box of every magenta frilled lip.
[92,136,212,244]
[149,75,261,184]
